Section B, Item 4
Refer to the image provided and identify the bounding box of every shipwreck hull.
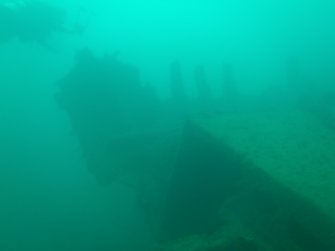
[159,111,335,251]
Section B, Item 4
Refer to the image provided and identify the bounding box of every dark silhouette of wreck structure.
[55,51,335,250]
[56,48,182,187]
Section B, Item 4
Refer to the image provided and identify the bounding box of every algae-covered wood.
[196,108,335,219]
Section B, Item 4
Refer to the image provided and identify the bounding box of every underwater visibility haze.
[1,0,335,250]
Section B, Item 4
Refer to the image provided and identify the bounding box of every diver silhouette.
[0,1,89,49]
